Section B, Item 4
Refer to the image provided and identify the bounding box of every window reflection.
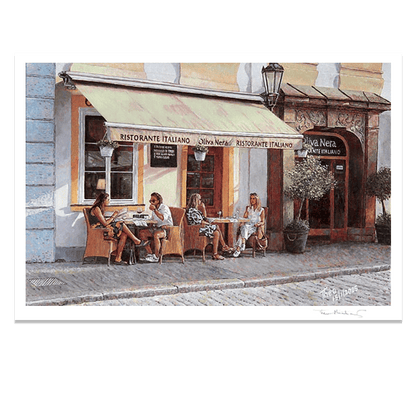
[111,146,133,172]
[111,173,133,199]
[85,172,105,200]
[186,154,215,208]
[86,116,105,143]
[84,115,134,200]
[85,147,105,170]
[200,190,214,206]
[201,173,214,188]
[201,155,214,171]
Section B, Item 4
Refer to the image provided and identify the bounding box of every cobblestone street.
[27,242,390,306]
[71,270,390,306]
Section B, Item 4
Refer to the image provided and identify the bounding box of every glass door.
[298,132,349,241]
[296,158,348,241]
[186,147,223,217]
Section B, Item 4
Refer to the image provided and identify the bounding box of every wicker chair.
[82,208,118,266]
[159,207,185,264]
[237,207,268,258]
[183,215,212,262]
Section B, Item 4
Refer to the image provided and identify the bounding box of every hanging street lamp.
[261,63,284,110]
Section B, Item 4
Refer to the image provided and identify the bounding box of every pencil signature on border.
[314,309,367,318]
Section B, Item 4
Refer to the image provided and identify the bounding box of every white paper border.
[15,53,402,322]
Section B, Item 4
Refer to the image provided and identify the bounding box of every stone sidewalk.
[25,242,391,306]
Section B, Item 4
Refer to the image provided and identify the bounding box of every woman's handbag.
[127,244,136,265]
[103,226,115,239]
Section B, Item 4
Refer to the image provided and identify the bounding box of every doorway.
[186,147,223,217]
[296,132,349,242]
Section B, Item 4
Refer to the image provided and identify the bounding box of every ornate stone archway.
[266,83,390,249]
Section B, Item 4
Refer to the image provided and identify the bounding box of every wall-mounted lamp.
[261,63,284,110]
[96,179,106,191]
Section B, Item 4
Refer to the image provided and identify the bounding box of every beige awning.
[74,81,303,150]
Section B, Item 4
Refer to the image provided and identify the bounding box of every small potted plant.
[283,154,336,253]
[366,167,391,245]
[192,144,209,161]
[97,136,119,157]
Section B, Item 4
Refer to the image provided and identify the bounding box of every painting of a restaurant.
[25,63,391,263]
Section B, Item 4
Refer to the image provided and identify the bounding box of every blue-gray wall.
[379,63,391,169]
[26,63,56,262]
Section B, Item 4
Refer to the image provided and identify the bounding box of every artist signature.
[314,309,367,318]
[320,285,358,302]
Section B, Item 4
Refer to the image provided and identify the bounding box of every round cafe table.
[207,217,249,247]
[124,219,157,263]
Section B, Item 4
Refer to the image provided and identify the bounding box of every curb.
[26,264,390,306]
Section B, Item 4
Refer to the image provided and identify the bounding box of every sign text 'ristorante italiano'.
[108,128,302,150]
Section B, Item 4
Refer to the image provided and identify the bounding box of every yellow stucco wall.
[180,63,240,91]
[70,63,147,80]
[280,63,319,86]
[339,63,384,94]
[69,62,384,94]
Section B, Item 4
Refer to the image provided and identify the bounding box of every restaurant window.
[79,109,138,204]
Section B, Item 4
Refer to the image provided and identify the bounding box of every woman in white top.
[233,193,265,257]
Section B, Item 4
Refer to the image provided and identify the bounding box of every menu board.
[150,144,177,168]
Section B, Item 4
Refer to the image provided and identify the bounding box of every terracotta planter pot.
[375,224,391,245]
[283,230,309,253]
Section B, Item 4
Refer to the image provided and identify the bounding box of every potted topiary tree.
[283,152,336,253]
[192,144,209,161]
[366,167,391,245]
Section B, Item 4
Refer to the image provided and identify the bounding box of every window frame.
[78,107,139,205]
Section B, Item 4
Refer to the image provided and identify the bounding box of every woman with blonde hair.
[186,193,231,260]
[233,192,265,257]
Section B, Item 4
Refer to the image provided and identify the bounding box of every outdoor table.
[124,219,157,263]
[208,217,249,224]
[207,217,249,246]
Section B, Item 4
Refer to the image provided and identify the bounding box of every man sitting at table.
[138,192,173,263]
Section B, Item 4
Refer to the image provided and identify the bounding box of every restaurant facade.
[26,63,391,262]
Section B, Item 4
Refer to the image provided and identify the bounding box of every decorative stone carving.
[295,109,326,133]
[335,112,365,143]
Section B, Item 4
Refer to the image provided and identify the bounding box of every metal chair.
[159,207,185,264]
[82,208,118,266]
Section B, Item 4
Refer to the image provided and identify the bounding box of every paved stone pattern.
[72,271,391,306]
[26,243,390,305]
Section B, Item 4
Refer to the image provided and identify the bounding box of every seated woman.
[186,193,231,260]
[88,192,145,265]
[233,192,265,257]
